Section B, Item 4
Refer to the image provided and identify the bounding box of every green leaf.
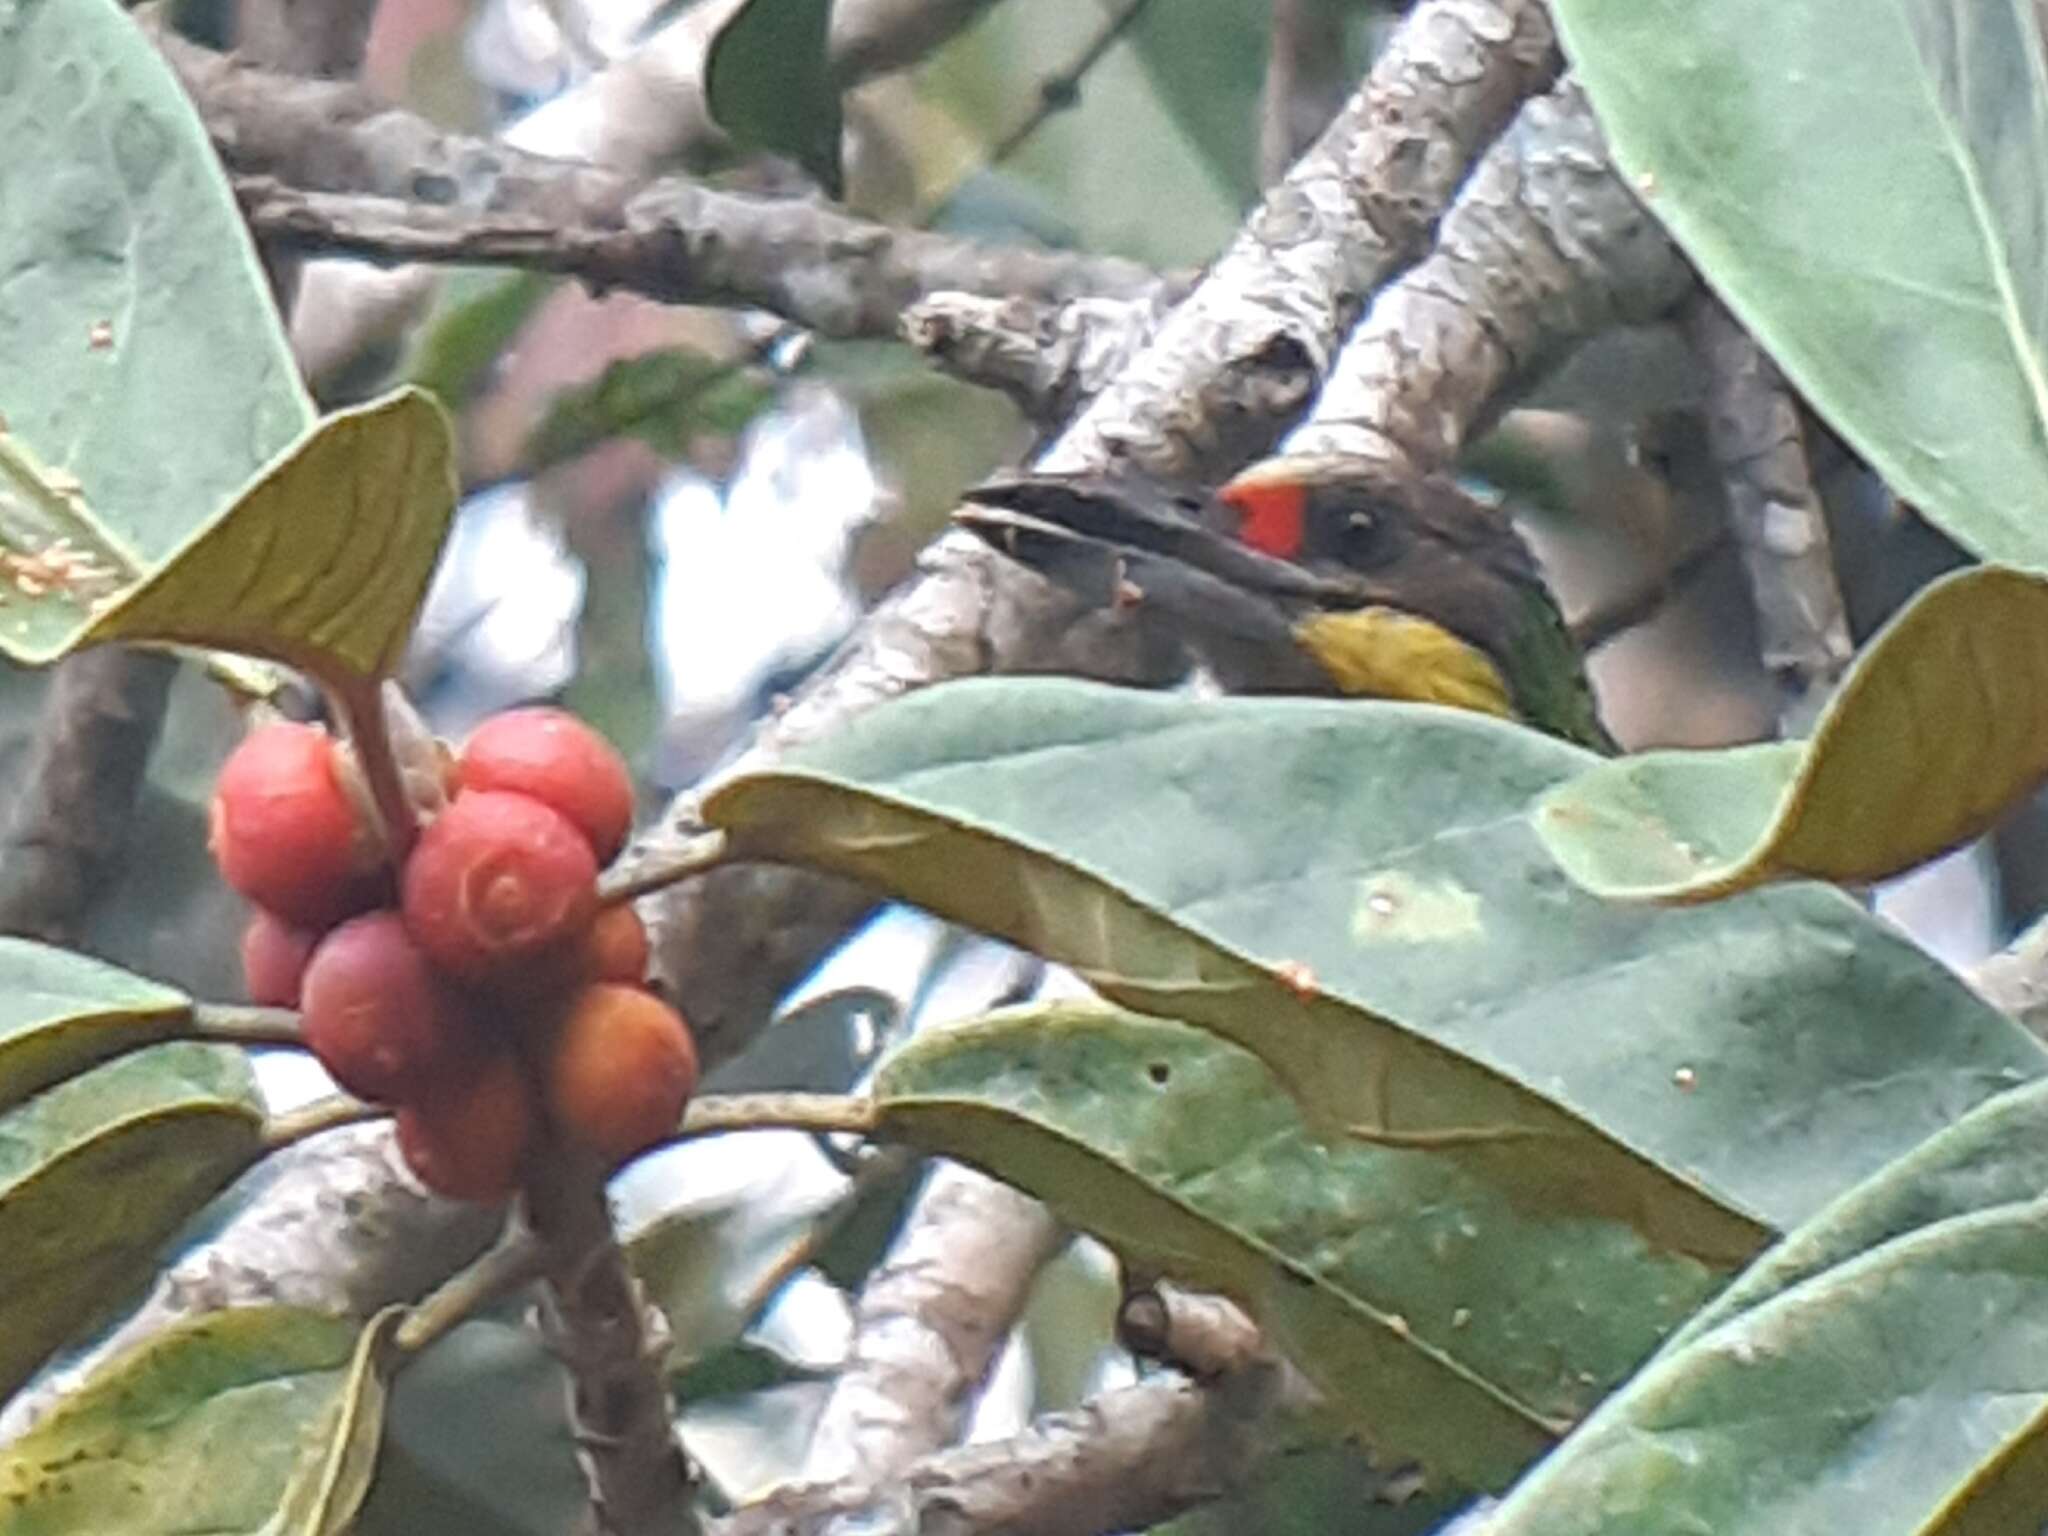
[0,1044,265,1400]
[523,350,775,475]
[1484,1197,2048,1534]
[0,0,313,659]
[264,1309,406,1536]
[0,939,191,1116]
[1657,1076,2048,1361]
[0,1307,361,1536]
[704,680,2044,1258]
[1551,0,2048,567]
[1535,567,2048,900]
[70,390,458,688]
[401,271,555,416]
[876,1004,1725,1488]
[705,0,845,196]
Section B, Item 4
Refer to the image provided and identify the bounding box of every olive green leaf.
[402,271,555,416]
[523,350,775,476]
[875,1003,1725,1488]
[1484,1198,2048,1534]
[264,1309,408,1536]
[704,679,2043,1264]
[705,0,845,196]
[0,0,312,665]
[1552,0,2048,567]
[0,938,191,1117]
[68,390,458,689]
[0,1307,361,1536]
[1534,567,2048,901]
[0,1044,265,1401]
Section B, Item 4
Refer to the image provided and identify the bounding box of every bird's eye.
[1342,510,1382,555]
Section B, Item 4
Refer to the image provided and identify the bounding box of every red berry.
[456,708,634,864]
[395,1050,533,1204]
[240,911,318,1007]
[209,723,383,927]
[543,984,697,1165]
[579,904,651,985]
[300,912,474,1103]
[401,791,598,984]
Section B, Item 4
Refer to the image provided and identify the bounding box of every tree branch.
[1684,293,1854,731]
[801,1163,1068,1480]
[1282,78,1694,475]
[901,290,1177,429]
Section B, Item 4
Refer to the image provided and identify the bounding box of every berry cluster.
[213,708,698,1203]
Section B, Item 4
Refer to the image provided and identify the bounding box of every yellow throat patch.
[1295,606,1514,719]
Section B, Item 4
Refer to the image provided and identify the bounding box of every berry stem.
[189,1002,307,1047]
[595,831,730,906]
[395,1224,545,1356]
[262,1093,386,1152]
[333,677,420,863]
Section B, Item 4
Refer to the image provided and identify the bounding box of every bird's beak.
[959,475,1360,604]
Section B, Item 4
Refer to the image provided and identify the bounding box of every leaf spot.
[1350,872,1482,944]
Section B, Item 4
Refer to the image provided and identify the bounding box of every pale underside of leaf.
[0,937,191,1116]
[1534,566,2048,901]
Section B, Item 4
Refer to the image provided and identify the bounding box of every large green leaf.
[264,1309,406,1536]
[1485,1197,2048,1534]
[875,1004,1725,1488]
[0,939,191,1116]
[0,1044,265,1400]
[0,0,312,660]
[705,0,844,196]
[0,1307,360,1536]
[1552,0,2048,567]
[704,681,2045,1261]
[1535,566,2048,900]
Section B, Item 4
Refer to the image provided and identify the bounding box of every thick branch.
[902,291,1174,428]
[802,1163,1068,1480]
[1284,78,1694,475]
[1044,0,1561,480]
[1684,294,1853,730]
[717,1368,1316,1536]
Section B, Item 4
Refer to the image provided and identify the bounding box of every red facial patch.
[1219,479,1307,560]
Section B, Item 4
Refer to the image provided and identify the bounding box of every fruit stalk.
[524,1140,702,1536]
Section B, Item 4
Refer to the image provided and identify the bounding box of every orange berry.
[456,708,634,864]
[240,910,319,1008]
[300,912,474,1104]
[543,984,697,1166]
[395,1050,534,1204]
[579,904,651,985]
[400,791,598,985]
[209,723,382,926]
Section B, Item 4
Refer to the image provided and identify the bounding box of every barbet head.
[959,455,1613,749]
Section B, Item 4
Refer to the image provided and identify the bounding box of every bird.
[957,452,1615,752]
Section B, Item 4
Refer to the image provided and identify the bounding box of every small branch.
[598,831,731,906]
[801,1161,1068,1480]
[263,1094,386,1152]
[1684,294,1854,731]
[675,1091,878,1140]
[394,1224,546,1356]
[1282,78,1695,477]
[0,647,178,945]
[1970,914,2048,1040]
[901,290,1179,427]
[524,1142,700,1536]
[331,679,420,864]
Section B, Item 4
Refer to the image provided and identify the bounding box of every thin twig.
[394,1224,547,1356]
[262,1094,387,1152]
[188,1002,306,1048]
[1567,526,1731,654]
[598,831,732,905]
[672,1091,879,1140]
